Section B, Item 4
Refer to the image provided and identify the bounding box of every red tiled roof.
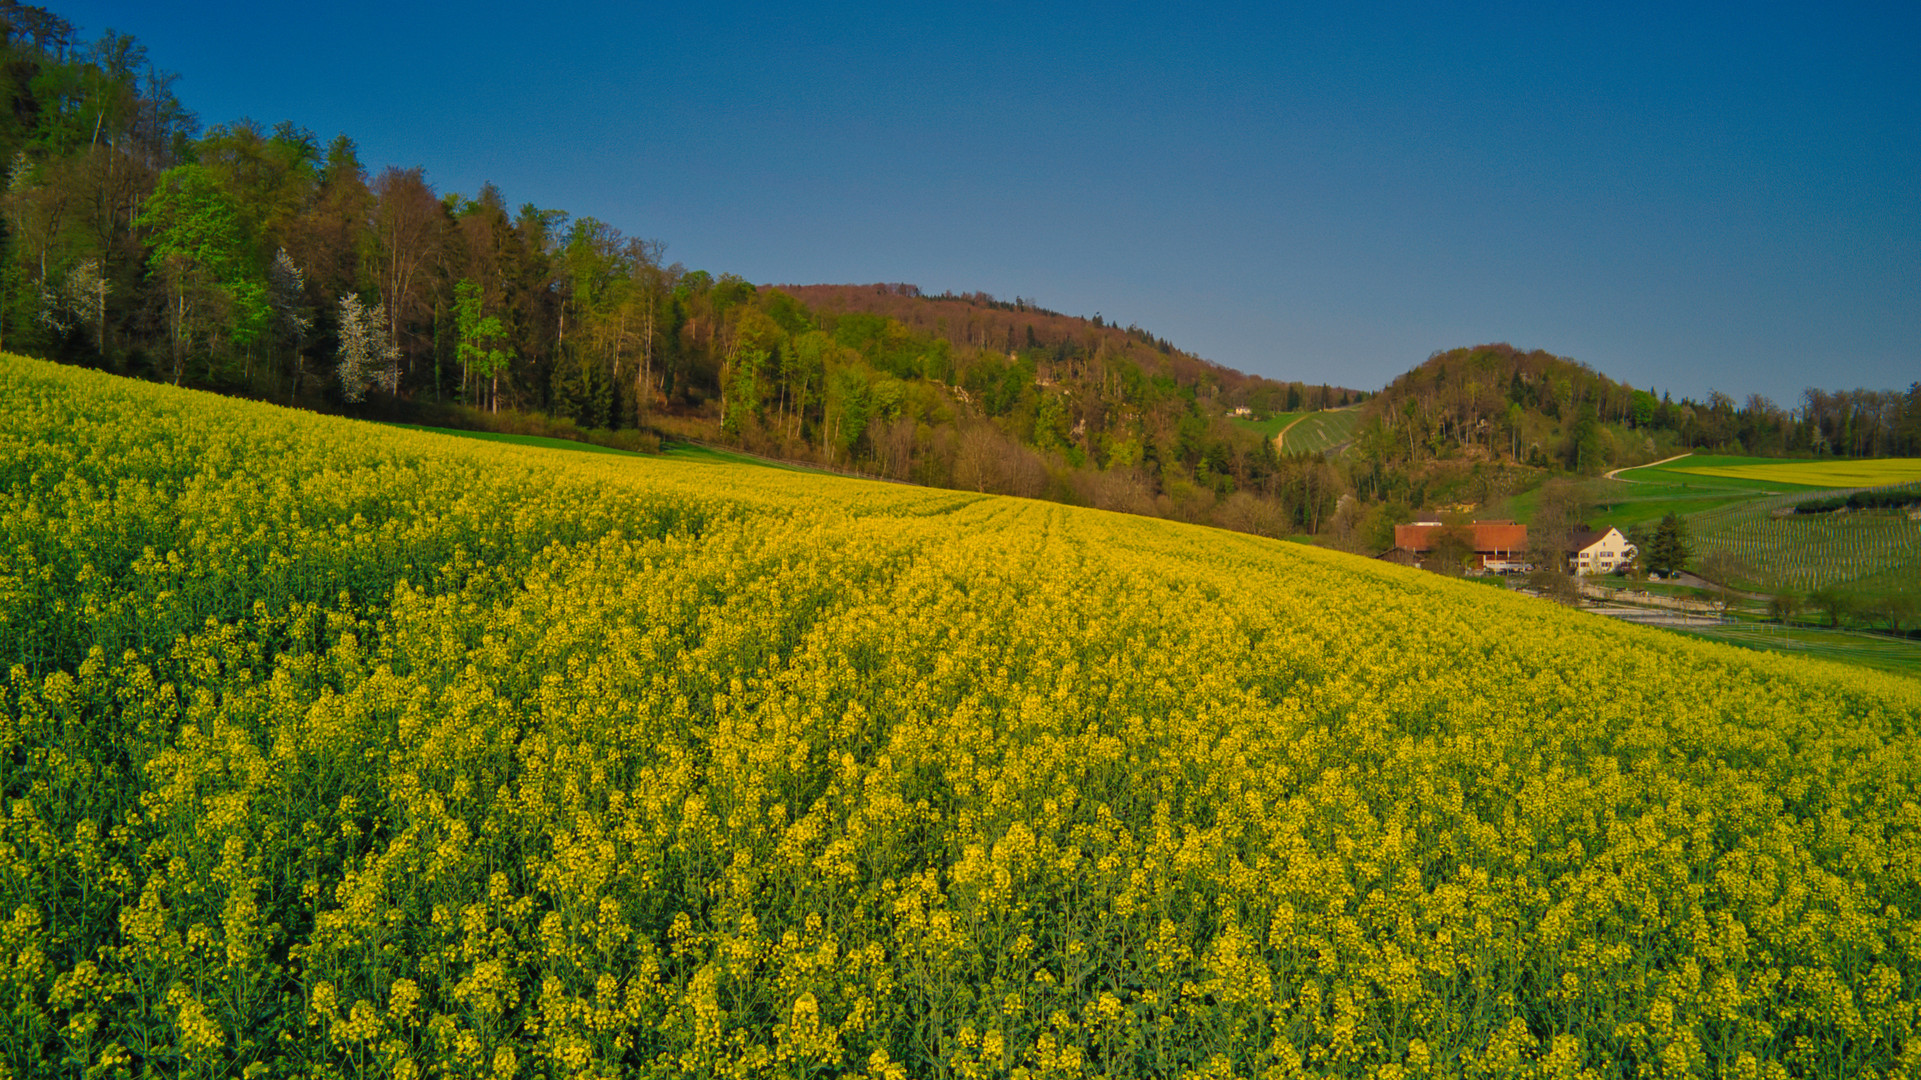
[1394,522,1529,553]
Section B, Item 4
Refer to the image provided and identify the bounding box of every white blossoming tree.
[336,293,399,403]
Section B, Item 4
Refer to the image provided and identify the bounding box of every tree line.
[0,2,1375,539]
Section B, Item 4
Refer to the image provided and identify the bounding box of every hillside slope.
[1278,404,1364,455]
[5,355,1920,1077]
[776,283,1366,411]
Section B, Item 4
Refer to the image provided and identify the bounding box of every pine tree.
[1648,512,1689,575]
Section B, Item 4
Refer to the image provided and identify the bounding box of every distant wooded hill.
[776,283,1365,414]
[1352,343,1921,488]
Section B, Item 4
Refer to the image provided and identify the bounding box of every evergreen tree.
[1647,513,1689,575]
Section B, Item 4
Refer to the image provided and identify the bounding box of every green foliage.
[453,279,513,409]
[1631,388,1657,428]
[1568,402,1607,474]
[722,345,768,436]
[137,165,246,289]
[133,164,271,379]
[1032,389,1073,455]
[825,364,874,454]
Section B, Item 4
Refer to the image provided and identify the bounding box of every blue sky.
[64,1,1917,404]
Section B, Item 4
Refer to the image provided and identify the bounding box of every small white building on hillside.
[1568,526,1635,576]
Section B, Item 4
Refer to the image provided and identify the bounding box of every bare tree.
[1526,478,1587,582]
[268,249,311,399]
[1769,589,1801,627]
[1696,550,1751,613]
[953,425,1003,493]
[1874,592,1916,636]
[371,166,443,375]
[1215,491,1287,538]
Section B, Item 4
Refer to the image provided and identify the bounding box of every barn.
[1389,520,1530,572]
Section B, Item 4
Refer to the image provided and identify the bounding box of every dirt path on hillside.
[1271,414,1308,453]
[1604,452,1694,483]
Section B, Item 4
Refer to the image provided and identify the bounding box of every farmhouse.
[1389,520,1529,572]
[1567,526,1635,576]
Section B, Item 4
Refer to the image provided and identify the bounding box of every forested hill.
[777,283,1365,414]
[1353,343,1921,486]
[1357,344,1650,475]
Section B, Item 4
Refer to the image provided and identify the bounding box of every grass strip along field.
[1682,621,1921,678]
[393,424,652,458]
[6,355,1921,1077]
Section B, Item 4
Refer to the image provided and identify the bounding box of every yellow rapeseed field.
[4,354,1921,1078]
[1672,458,1921,488]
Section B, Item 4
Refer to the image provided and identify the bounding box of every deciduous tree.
[1807,586,1854,629]
[134,162,266,383]
[335,292,395,403]
[1875,591,1916,636]
[454,278,512,412]
[371,165,443,376]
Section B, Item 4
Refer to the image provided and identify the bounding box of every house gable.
[1568,526,1635,575]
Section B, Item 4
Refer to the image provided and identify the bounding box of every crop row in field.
[1686,487,1921,595]
[4,355,1921,1078]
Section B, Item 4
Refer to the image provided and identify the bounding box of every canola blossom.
[3,354,1921,1079]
